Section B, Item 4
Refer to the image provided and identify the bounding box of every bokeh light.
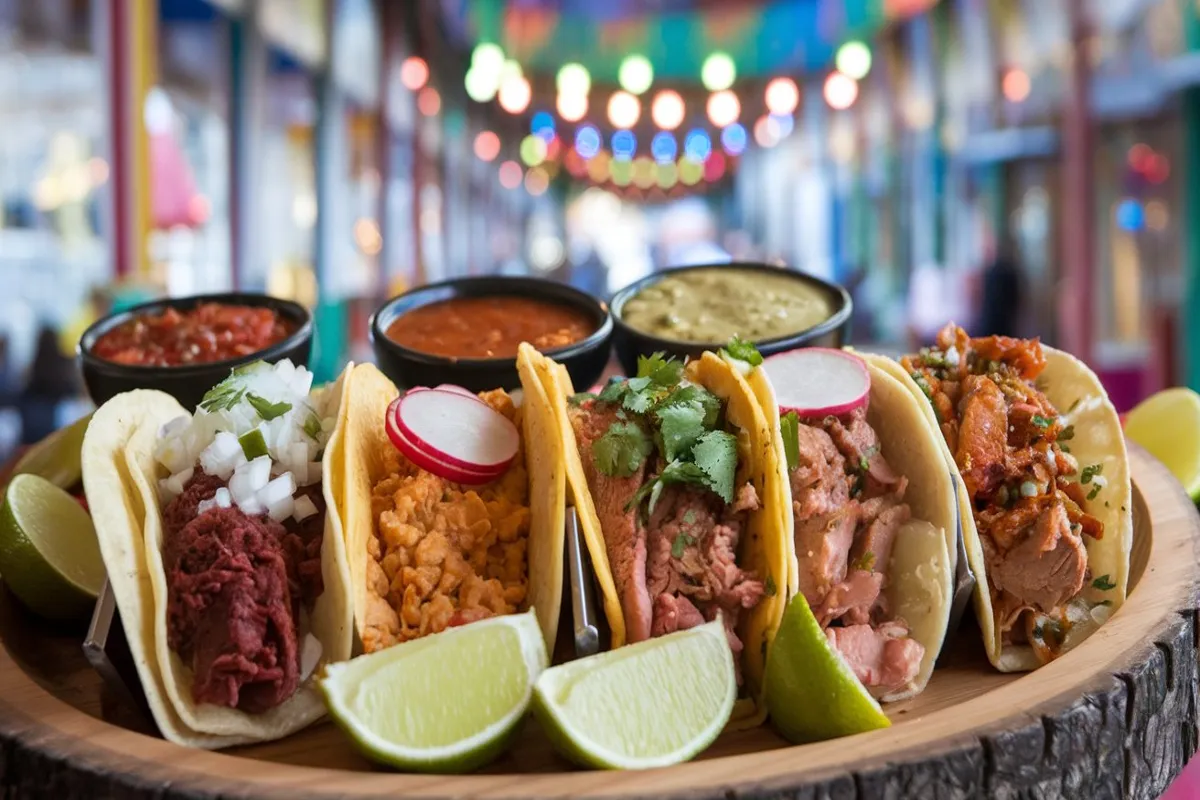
[474,131,500,162]
[651,132,677,164]
[721,123,747,155]
[1115,198,1144,232]
[608,91,641,129]
[1128,143,1155,172]
[564,149,587,178]
[619,54,654,95]
[575,125,602,159]
[754,116,778,148]
[531,112,555,138]
[835,41,872,80]
[706,90,740,128]
[651,90,685,131]
[679,157,703,186]
[587,151,611,183]
[657,162,678,189]
[632,156,656,189]
[765,78,800,116]
[701,52,736,91]
[471,43,505,74]
[823,72,859,110]
[704,151,727,182]
[417,86,441,116]
[767,114,794,140]
[400,57,428,90]
[1002,68,1030,103]
[498,74,531,114]
[1146,154,1171,184]
[557,63,591,98]
[610,159,633,187]
[498,160,522,189]
[1145,200,1170,231]
[557,92,588,122]
[612,130,638,161]
[524,166,550,196]
[464,67,499,102]
[520,135,548,167]
[683,129,712,163]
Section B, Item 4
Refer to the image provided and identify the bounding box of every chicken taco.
[83,359,354,747]
[340,362,564,658]
[899,324,1132,671]
[524,343,788,729]
[747,348,956,701]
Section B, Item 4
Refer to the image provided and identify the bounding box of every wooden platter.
[0,444,1196,799]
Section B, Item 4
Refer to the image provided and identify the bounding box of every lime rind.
[319,609,547,773]
[1124,387,1200,499]
[532,619,736,770]
[765,592,891,744]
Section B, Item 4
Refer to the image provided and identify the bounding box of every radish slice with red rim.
[385,397,505,485]
[394,388,519,474]
[434,384,482,400]
[762,348,871,418]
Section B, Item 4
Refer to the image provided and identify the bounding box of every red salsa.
[385,296,595,359]
[92,303,296,367]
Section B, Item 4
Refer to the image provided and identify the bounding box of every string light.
[823,72,858,110]
[657,162,678,189]
[498,73,531,114]
[557,92,587,122]
[1002,68,1030,103]
[472,43,505,74]
[608,91,641,129]
[701,52,736,91]
[632,156,655,189]
[498,161,522,189]
[557,63,591,98]
[765,78,800,116]
[524,166,550,196]
[835,41,872,80]
[651,90,685,131]
[610,159,633,187]
[767,114,794,139]
[575,125,602,159]
[400,57,428,90]
[587,151,611,183]
[704,151,727,181]
[679,157,703,185]
[706,90,740,127]
[531,112,555,139]
[474,131,500,162]
[520,135,547,167]
[417,86,441,116]
[651,132,677,164]
[721,123,747,155]
[754,115,778,148]
[619,54,654,95]
[464,67,499,102]
[612,130,637,161]
[683,129,712,162]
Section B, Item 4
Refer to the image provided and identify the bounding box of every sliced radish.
[762,348,871,418]
[393,389,519,473]
[385,398,506,485]
[434,384,482,400]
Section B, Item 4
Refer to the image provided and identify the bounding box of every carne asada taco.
[524,343,788,729]
[84,360,354,747]
[340,362,564,657]
[899,324,1132,672]
[747,349,956,701]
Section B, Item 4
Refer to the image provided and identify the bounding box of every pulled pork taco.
[340,362,564,657]
[84,359,354,747]
[900,324,1132,671]
[748,349,956,701]
[525,344,788,729]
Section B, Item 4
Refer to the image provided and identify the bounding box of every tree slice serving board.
[0,445,1195,799]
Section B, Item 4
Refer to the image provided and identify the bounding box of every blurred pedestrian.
[975,245,1023,337]
[19,326,79,444]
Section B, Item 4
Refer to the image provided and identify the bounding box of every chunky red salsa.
[92,303,296,367]
[385,296,595,359]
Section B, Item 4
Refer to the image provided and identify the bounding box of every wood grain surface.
[0,445,1195,799]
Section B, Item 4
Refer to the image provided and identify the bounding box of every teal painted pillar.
[1184,2,1200,389]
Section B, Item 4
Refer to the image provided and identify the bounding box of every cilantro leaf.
[692,429,738,503]
[1080,463,1103,484]
[1092,574,1116,591]
[1032,414,1053,429]
[856,444,880,473]
[598,378,628,404]
[721,335,763,366]
[655,384,721,428]
[1058,424,1075,441]
[199,380,246,412]
[246,393,292,421]
[303,413,323,440]
[636,353,684,386]
[592,421,652,478]
[1087,483,1102,501]
[780,411,800,473]
[671,532,694,559]
[656,400,707,461]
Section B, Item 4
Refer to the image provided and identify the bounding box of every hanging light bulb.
[619,54,654,95]
[557,63,591,98]
[701,52,736,91]
[608,91,641,129]
[706,90,740,127]
[765,77,800,116]
[557,92,588,122]
[651,90,685,131]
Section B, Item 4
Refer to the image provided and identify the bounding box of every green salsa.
[620,268,835,343]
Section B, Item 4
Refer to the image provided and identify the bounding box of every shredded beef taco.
[525,344,788,729]
[747,351,956,701]
[340,362,564,656]
[896,325,1132,671]
[84,360,354,747]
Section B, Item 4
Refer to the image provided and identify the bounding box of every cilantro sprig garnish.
[720,335,763,366]
[592,421,653,478]
[247,393,292,421]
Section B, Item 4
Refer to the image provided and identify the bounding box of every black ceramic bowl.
[370,276,613,393]
[78,293,313,411]
[609,262,852,375]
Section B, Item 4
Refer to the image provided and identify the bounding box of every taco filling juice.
[567,354,765,675]
[152,360,333,712]
[780,405,925,695]
[902,324,1106,664]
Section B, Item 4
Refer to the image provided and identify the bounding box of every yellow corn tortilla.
[749,356,955,701]
[868,348,1132,672]
[340,362,564,655]
[526,346,787,730]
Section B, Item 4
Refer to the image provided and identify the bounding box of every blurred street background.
[0,0,1191,457]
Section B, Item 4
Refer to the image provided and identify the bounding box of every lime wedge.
[532,619,735,770]
[320,609,547,773]
[765,593,890,743]
[0,473,104,620]
[1124,387,1200,499]
[12,412,92,490]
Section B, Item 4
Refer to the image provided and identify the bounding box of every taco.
[83,359,354,747]
[899,324,1132,671]
[524,344,788,729]
[340,362,564,657]
[747,349,956,701]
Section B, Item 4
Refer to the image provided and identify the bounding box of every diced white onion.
[196,497,218,515]
[162,467,193,498]
[158,415,189,439]
[291,370,314,398]
[239,496,265,516]
[293,493,318,522]
[244,455,272,490]
[300,461,323,487]
[257,472,297,509]
[214,487,232,508]
[267,495,295,522]
[274,358,297,387]
[299,633,323,682]
[1090,604,1113,626]
[1091,475,1108,490]
[945,347,961,366]
[200,431,243,480]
